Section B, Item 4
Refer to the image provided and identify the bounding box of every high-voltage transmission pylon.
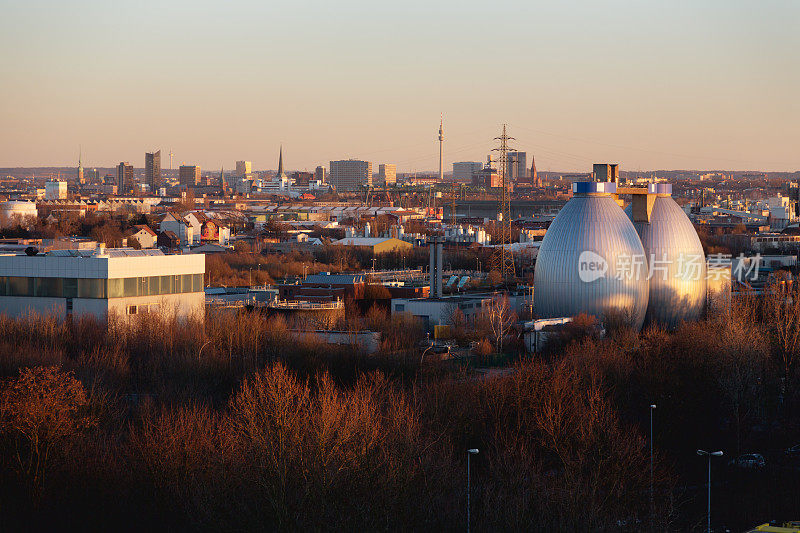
[490,124,516,282]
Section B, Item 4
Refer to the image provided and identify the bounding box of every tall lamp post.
[467,448,479,533]
[649,403,656,530]
[696,449,723,533]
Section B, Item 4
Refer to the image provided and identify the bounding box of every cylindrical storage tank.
[625,183,706,328]
[534,182,649,330]
[0,201,38,223]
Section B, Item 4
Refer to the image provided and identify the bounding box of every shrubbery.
[0,293,798,531]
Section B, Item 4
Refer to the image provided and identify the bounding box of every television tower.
[438,115,444,182]
[169,149,174,171]
[490,124,516,282]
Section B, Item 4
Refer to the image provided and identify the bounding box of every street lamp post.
[696,449,723,533]
[467,448,479,533]
[650,404,656,530]
[420,332,432,367]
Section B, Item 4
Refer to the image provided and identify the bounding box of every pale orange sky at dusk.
[1,0,798,172]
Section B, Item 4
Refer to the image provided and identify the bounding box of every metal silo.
[626,183,706,328]
[534,182,649,331]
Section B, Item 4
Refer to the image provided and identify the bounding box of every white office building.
[45,180,68,200]
[0,248,205,320]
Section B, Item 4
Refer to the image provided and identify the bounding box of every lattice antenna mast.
[490,124,516,281]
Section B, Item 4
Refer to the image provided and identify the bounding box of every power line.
[507,122,797,169]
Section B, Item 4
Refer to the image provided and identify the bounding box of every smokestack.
[436,239,443,298]
[428,236,444,298]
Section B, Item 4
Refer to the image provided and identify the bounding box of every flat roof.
[393,295,492,303]
[0,250,204,279]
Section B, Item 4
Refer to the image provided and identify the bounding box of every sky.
[1,0,798,173]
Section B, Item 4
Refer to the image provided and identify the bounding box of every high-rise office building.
[315,166,326,182]
[235,160,252,177]
[507,151,527,182]
[116,162,134,194]
[145,150,161,191]
[377,164,396,186]
[179,165,201,186]
[329,160,372,191]
[452,162,483,184]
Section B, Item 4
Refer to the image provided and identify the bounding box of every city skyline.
[1,1,798,172]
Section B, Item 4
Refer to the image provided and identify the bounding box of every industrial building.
[391,294,493,332]
[391,235,492,332]
[330,237,413,254]
[278,272,366,302]
[0,247,205,320]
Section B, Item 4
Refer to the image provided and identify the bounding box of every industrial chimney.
[428,236,444,298]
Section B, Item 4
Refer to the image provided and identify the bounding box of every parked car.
[785,444,800,459]
[729,453,766,469]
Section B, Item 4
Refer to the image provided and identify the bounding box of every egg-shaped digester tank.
[534,182,650,331]
[625,183,706,328]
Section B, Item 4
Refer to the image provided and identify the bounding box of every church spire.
[77,145,84,184]
[277,145,284,177]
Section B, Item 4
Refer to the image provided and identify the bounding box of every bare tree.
[0,367,95,495]
[483,294,517,353]
[764,286,800,404]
